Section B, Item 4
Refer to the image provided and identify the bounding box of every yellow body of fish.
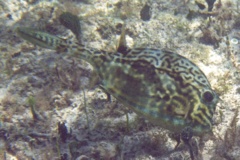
[16,26,219,136]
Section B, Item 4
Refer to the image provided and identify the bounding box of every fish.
[15,24,219,137]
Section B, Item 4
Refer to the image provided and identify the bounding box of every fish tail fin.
[16,26,97,65]
[15,27,70,52]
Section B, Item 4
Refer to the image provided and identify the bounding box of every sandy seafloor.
[0,0,240,159]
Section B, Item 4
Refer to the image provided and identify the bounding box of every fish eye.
[203,91,214,102]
